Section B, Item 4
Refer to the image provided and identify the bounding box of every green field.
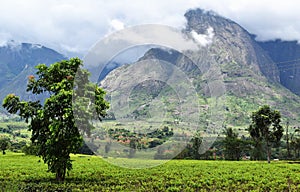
[1,153,300,191]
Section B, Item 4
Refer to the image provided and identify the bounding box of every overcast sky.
[0,0,299,57]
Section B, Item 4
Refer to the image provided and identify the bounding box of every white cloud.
[110,19,125,31]
[191,27,214,46]
[0,0,300,56]
[0,32,12,47]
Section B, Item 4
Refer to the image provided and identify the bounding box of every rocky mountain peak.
[184,8,280,83]
[0,41,66,107]
[184,9,235,35]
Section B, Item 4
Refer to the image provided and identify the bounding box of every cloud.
[191,27,214,46]
[0,0,299,57]
[110,19,125,31]
[0,32,12,47]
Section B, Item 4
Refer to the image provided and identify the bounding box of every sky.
[0,0,299,57]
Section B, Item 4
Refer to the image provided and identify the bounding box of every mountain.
[100,9,300,131]
[138,47,201,78]
[0,41,66,113]
[184,9,280,83]
[0,9,299,130]
[257,40,300,95]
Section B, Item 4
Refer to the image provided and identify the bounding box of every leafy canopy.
[249,105,283,143]
[0,136,11,155]
[248,105,283,163]
[3,58,109,181]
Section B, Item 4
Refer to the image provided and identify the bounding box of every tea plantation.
[1,153,300,191]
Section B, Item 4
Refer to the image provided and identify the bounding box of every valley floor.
[1,152,300,191]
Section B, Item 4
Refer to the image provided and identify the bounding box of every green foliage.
[0,136,11,154]
[290,127,300,159]
[2,58,109,182]
[0,121,29,141]
[22,143,39,156]
[290,138,300,158]
[172,133,203,160]
[10,140,27,152]
[223,127,252,160]
[1,153,300,191]
[248,105,284,163]
[108,127,174,151]
[128,139,137,158]
[191,132,202,160]
[250,140,265,160]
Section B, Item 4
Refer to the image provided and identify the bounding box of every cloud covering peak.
[0,0,299,57]
[191,27,214,46]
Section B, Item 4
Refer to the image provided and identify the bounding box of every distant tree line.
[155,105,300,162]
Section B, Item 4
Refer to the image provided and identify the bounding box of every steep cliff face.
[258,40,300,95]
[184,9,280,82]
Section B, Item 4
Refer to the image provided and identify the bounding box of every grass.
[1,152,300,191]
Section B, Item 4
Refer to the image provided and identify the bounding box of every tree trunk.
[267,150,271,163]
[56,168,66,182]
[266,141,271,164]
[56,172,63,182]
[286,122,290,158]
[2,150,5,155]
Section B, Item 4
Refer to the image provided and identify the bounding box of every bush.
[22,144,39,156]
[10,141,27,152]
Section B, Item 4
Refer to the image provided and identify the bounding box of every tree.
[191,132,202,160]
[223,127,241,160]
[291,138,300,158]
[222,127,251,160]
[2,58,109,182]
[250,139,265,160]
[290,127,300,159]
[248,105,283,163]
[0,136,11,155]
[285,121,291,158]
[128,138,137,158]
[22,143,39,155]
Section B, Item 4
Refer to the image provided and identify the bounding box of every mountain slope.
[0,41,66,113]
[0,41,66,89]
[183,9,300,126]
[258,40,300,95]
[100,9,300,129]
[184,9,280,83]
